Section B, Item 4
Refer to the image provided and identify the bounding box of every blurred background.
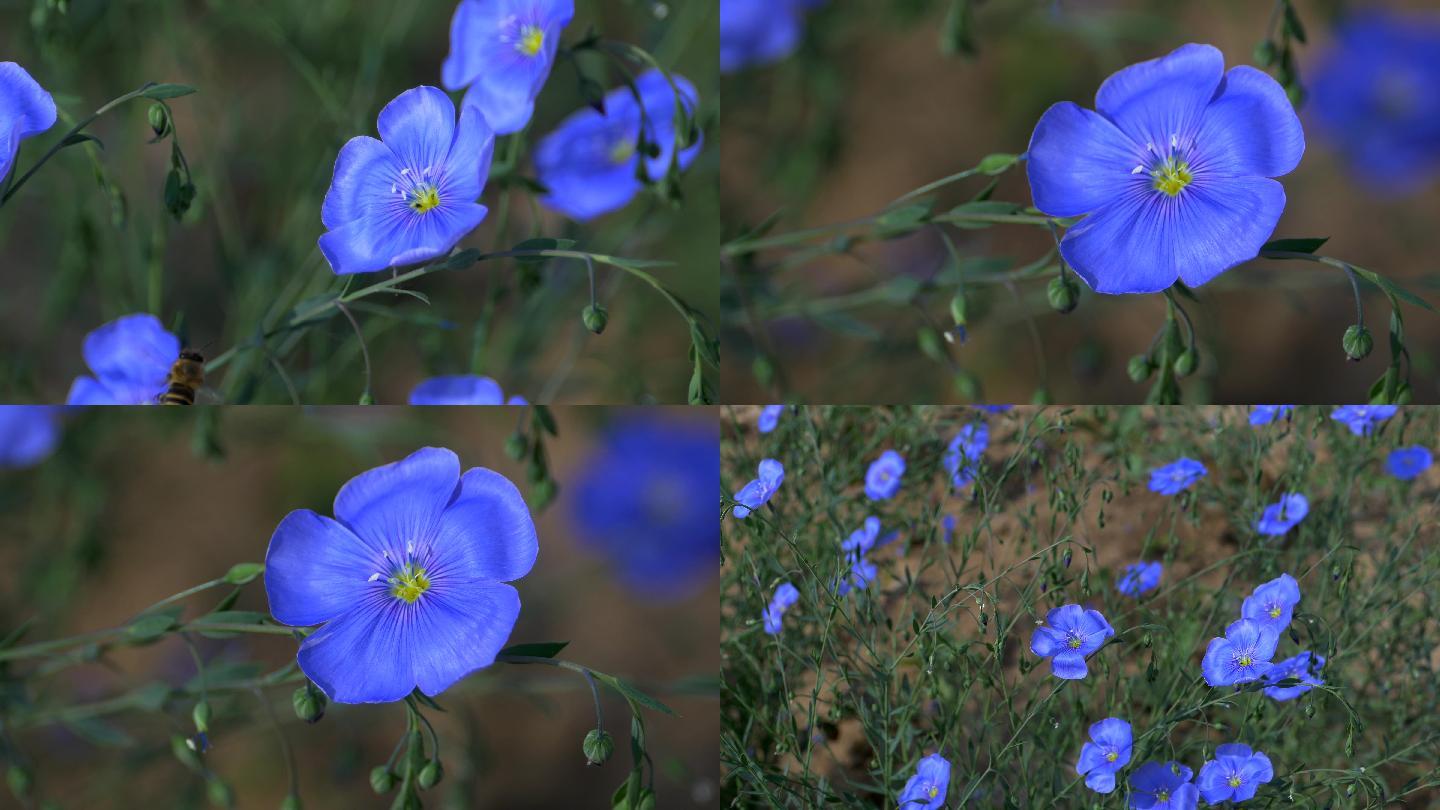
[0,0,718,404]
[721,0,1440,404]
[0,406,719,808]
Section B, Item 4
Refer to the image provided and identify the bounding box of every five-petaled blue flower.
[1249,405,1293,426]
[0,62,57,186]
[1330,405,1397,436]
[0,407,62,469]
[897,752,950,810]
[865,450,906,501]
[319,86,495,275]
[758,405,784,433]
[1027,43,1304,294]
[1262,651,1325,702]
[1241,572,1300,634]
[1128,760,1199,810]
[733,458,784,519]
[409,375,526,405]
[1149,457,1206,495]
[1076,717,1132,794]
[440,0,574,135]
[1201,618,1279,686]
[534,69,702,221]
[1030,604,1115,679]
[720,0,822,74]
[763,582,800,634]
[264,447,537,703]
[1117,561,1162,598]
[66,314,181,405]
[1255,493,1308,536]
[1196,744,1273,804]
[944,423,989,489]
[1386,446,1432,480]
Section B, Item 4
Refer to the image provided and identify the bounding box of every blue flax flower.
[837,516,881,595]
[1249,405,1293,426]
[865,450,905,501]
[264,447,537,703]
[440,0,574,134]
[1241,573,1300,634]
[1202,618,1278,686]
[944,423,989,488]
[0,62,56,185]
[1076,717,1132,794]
[1197,744,1273,804]
[66,314,181,405]
[720,0,822,74]
[1030,604,1115,680]
[1117,561,1162,598]
[1148,457,1206,495]
[568,418,718,600]
[897,752,950,809]
[1027,43,1304,294]
[758,405,783,433]
[733,459,784,519]
[1262,651,1325,701]
[319,86,494,275]
[1386,446,1432,480]
[1330,405,1397,436]
[0,407,62,469]
[763,582,800,634]
[1128,761,1199,810]
[535,69,702,221]
[409,375,526,404]
[1255,493,1308,536]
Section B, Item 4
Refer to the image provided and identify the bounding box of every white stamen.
[407,541,415,555]
[1131,165,1145,175]
[367,572,381,582]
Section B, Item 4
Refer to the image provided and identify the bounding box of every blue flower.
[1029,604,1115,680]
[733,459,784,519]
[1255,493,1308,536]
[0,407,62,469]
[897,752,950,810]
[534,69,702,221]
[1309,12,1440,194]
[65,314,181,405]
[1386,446,1432,480]
[409,375,526,404]
[838,555,877,596]
[440,0,574,134]
[568,418,718,600]
[1148,457,1206,495]
[1117,561,1162,598]
[319,86,494,275]
[763,582,800,634]
[1196,744,1273,804]
[758,405,784,433]
[864,450,906,501]
[1128,760,1199,810]
[1201,618,1279,686]
[1241,573,1301,634]
[944,423,989,488]
[1026,43,1304,294]
[1330,405,1397,436]
[1249,405,1293,426]
[842,516,881,557]
[1076,717,1132,794]
[837,517,881,595]
[976,405,1013,413]
[720,0,821,74]
[0,62,57,186]
[942,514,956,544]
[264,447,537,703]
[1262,651,1325,702]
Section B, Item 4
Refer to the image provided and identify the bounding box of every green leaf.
[133,682,173,711]
[222,562,263,585]
[809,310,881,340]
[446,248,482,270]
[977,152,1019,175]
[127,609,180,642]
[62,717,136,748]
[60,133,104,150]
[497,641,569,658]
[511,237,577,263]
[593,673,676,717]
[141,84,197,100]
[532,406,558,436]
[192,611,268,626]
[1260,237,1328,254]
[1349,266,1437,314]
[875,202,933,235]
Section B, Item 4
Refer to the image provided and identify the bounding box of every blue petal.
[1084,769,1117,794]
[720,0,804,73]
[410,581,521,696]
[1051,650,1088,679]
[1096,43,1225,151]
[441,0,499,90]
[0,62,58,181]
[1201,637,1233,685]
[333,447,461,556]
[409,375,507,404]
[1027,101,1142,217]
[459,56,545,136]
[377,86,457,174]
[444,102,495,204]
[319,202,489,275]
[1195,761,1230,803]
[0,406,61,468]
[66,376,126,405]
[1091,717,1131,750]
[1239,751,1273,785]
[1195,66,1305,178]
[81,313,178,398]
[1030,626,1063,657]
[320,136,400,230]
[1215,743,1252,759]
[297,598,416,703]
[430,467,538,582]
[1076,742,1107,775]
[265,510,380,626]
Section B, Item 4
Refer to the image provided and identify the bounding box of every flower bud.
[583,729,615,766]
[504,432,528,460]
[172,733,203,770]
[193,701,212,734]
[1127,354,1154,383]
[1047,274,1080,314]
[1174,348,1198,377]
[1253,40,1277,67]
[1342,324,1372,361]
[418,760,444,789]
[582,303,608,334]
[148,103,171,139]
[292,684,326,724]
[949,293,967,327]
[369,766,396,794]
[531,478,558,509]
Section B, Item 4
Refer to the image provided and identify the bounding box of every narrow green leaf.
[1260,237,1328,254]
[593,673,676,717]
[141,84,197,100]
[128,609,180,641]
[497,641,570,659]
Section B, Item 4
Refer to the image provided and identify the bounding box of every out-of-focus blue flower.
[942,514,956,544]
[1309,13,1440,195]
[1201,618,1279,686]
[534,69,702,221]
[1027,43,1303,294]
[1128,760,1199,810]
[1196,744,1273,804]
[1148,457,1206,495]
[1330,405,1398,436]
[1249,405,1293,426]
[319,86,494,275]
[1387,446,1432,480]
[0,407,62,469]
[264,447,536,703]
[1075,717,1132,794]
[976,405,1013,413]
[837,516,881,595]
[1117,561,1162,598]
[897,752,950,810]
[720,0,822,74]
[1241,573,1300,634]
[758,405,783,433]
[944,423,989,488]
[440,0,574,134]
[66,314,180,405]
[733,458,784,519]
[763,582,800,634]
[1262,651,1325,702]
[409,375,526,404]
[1255,493,1308,536]
[569,419,718,600]
[839,555,877,595]
[842,516,881,557]
[864,450,906,501]
[0,62,57,185]
[1029,604,1115,680]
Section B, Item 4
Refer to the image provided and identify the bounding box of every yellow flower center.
[390,563,431,603]
[1067,636,1083,649]
[1157,790,1169,802]
[517,25,545,56]
[1238,654,1253,667]
[928,786,938,799]
[1269,606,1282,618]
[408,185,441,214]
[609,138,638,165]
[1105,751,1118,762]
[1228,775,1242,788]
[1151,156,1193,197]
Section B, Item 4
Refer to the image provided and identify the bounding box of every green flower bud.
[583,729,615,766]
[1174,348,1198,377]
[1342,324,1373,361]
[948,292,968,327]
[1047,274,1080,314]
[917,327,944,362]
[148,103,171,139]
[1286,82,1306,109]
[292,684,326,724]
[504,432,528,461]
[369,766,396,795]
[6,765,32,799]
[532,478,558,509]
[582,303,608,335]
[418,760,444,789]
[1127,354,1154,383]
[1253,39,1277,67]
[193,701,212,734]
[172,733,203,771]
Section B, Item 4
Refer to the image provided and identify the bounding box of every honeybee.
[159,349,207,405]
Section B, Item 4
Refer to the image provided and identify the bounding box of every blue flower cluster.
[943,422,988,489]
